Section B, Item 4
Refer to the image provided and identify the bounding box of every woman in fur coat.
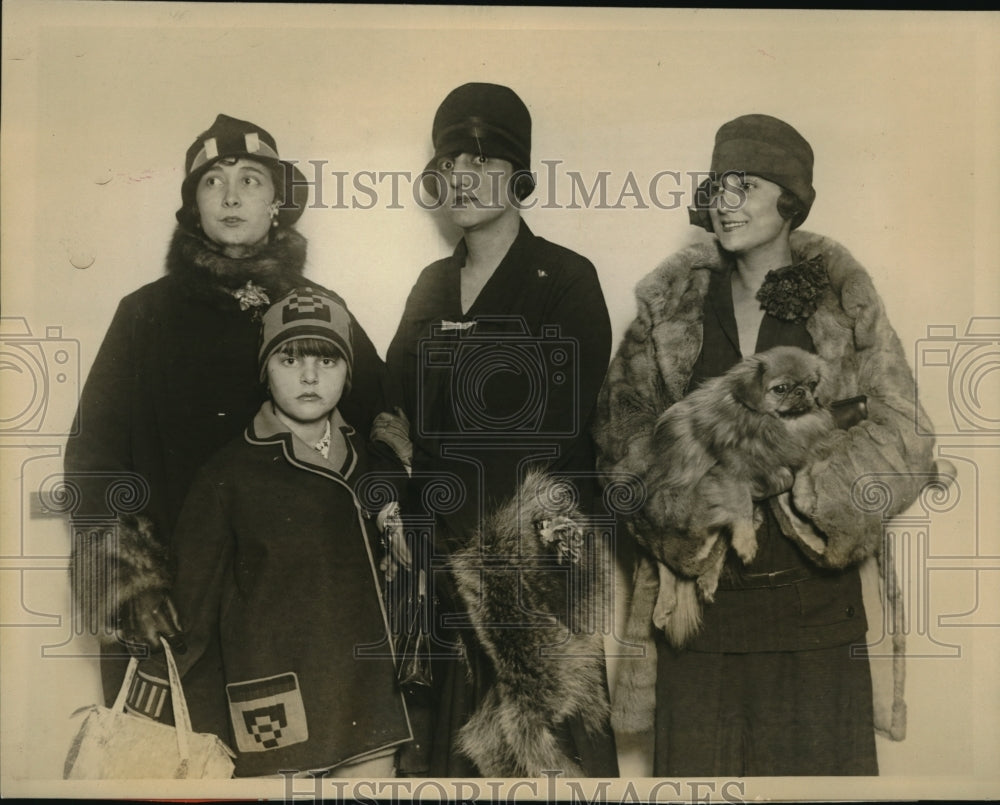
[64,114,386,704]
[592,114,943,775]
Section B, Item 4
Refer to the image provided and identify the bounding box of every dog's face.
[732,346,825,418]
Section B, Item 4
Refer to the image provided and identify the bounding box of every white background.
[2,3,999,799]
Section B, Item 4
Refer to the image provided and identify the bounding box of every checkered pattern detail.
[282,292,332,324]
[242,704,288,749]
[227,672,308,753]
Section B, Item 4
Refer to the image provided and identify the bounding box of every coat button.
[845,605,856,618]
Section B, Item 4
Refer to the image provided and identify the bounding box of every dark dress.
[653,265,877,776]
[385,220,618,776]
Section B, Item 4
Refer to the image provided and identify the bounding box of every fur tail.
[458,685,585,777]
[662,576,702,649]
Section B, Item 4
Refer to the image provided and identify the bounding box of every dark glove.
[118,590,186,655]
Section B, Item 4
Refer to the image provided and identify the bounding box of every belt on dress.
[717,566,817,590]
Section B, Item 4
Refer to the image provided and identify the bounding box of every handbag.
[63,638,235,779]
[390,567,433,694]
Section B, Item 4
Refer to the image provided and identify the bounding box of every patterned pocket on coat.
[226,672,308,753]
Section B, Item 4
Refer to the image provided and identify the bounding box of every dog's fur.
[648,346,835,645]
[450,471,611,777]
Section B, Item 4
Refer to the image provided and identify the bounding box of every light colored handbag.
[64,639,235,779]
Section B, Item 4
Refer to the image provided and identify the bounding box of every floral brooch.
[755,254,830,322]
[231,280,271,320]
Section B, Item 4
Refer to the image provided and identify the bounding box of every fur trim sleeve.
[593,295,672,490]
[791,240,939,567]
[592,253,712,567]
[70,514,171,644]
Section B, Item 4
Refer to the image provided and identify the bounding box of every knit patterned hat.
[423,83,534,198]
[689,114,815,232]
[177,113,309,231]
[258,287,353,387]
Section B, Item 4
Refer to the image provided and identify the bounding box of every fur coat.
[450,471,612,777]
[65,226,387,701]
[592,230,945,742]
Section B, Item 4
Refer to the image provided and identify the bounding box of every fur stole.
[165,226,309,306]
[450,471,612,777]
[596,230,945,743]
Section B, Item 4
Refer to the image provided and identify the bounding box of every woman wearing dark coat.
[64,114,386,704]
[593,114,944,776]
[384,83,618,777]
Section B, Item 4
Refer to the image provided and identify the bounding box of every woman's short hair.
[776,188,809,230]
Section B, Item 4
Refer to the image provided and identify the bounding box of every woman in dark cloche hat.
[384,83,619,778]
[593,114,947,775]
[66,114,387,708]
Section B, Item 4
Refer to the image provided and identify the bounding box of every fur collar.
[165,226,309,306]
[636,229,877,405]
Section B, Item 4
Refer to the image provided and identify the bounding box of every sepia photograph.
[1,2,998,801]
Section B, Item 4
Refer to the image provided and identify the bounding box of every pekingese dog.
[648,345,835,645]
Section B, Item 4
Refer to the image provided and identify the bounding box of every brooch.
[755,254,830,322]
[231,281,271,319]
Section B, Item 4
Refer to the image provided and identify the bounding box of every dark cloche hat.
[423,83,534,198]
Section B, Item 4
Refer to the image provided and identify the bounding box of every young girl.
[130,287,411,777]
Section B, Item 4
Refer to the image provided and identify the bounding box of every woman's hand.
[117,590,186,655]
[371,407,413,475]
[377,502,412,581]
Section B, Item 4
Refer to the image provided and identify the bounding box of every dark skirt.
[654,638,878,776]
